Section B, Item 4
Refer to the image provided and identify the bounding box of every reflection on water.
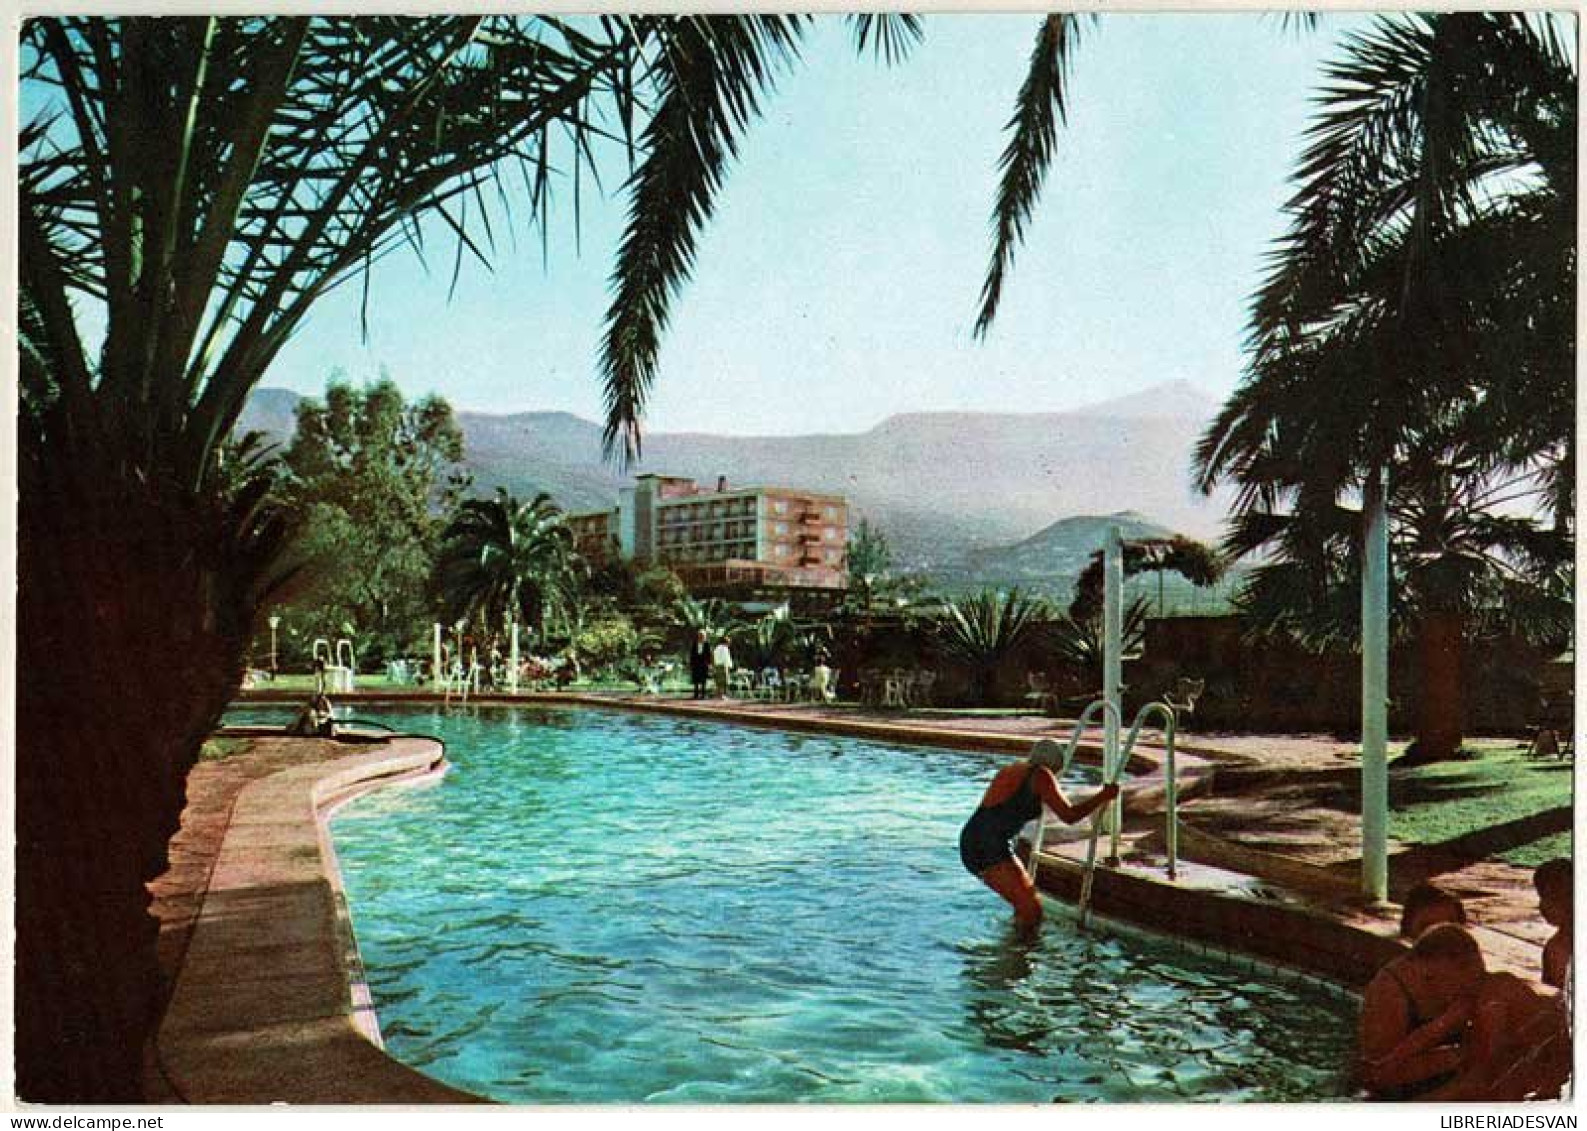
[958,927,1353,1102]
[317,705,1356,1103]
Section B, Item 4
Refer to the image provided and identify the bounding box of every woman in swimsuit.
[1358,923,1487,1100]
[959,738,1121,937]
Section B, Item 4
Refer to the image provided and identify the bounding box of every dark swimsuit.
[959,766,1045,874]
[1371,963,1459,1101]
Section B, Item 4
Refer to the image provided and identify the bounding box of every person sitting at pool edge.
[1399,881,1468,940]
[1358,922,1486,1100]
[960,738,1121,938]
[289,692,336,738]
[1534,858,1572,991]
[1446,960,1572,1100]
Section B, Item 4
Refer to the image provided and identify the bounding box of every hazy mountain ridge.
[237,380,1232,565]
[938,511,1194,600]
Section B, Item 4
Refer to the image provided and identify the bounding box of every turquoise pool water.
[303,706,1355,1103]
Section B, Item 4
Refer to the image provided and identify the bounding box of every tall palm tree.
[18,13,919,1100]
[1194,13,1575,761]
[436,490,578,647]
[936,588,1051,706]
[1225,454,1571,759]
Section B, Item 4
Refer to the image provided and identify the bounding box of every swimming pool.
[314,705,1355,1103]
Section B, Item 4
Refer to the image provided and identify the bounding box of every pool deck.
[147,734,483,1104]
[157,689,1560,1102]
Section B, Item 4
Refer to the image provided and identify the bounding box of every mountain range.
[239,379,1234,580]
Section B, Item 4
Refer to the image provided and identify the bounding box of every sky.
[260,14,1374,435]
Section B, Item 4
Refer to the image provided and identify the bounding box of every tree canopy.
[277,375,466,660]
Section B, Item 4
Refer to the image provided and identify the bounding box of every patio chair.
[761,667,783,701]
[1024,671,1056,715]
[1164,676,1206,716]
[1527,695,1575,760]
[730,669,756,698]
[914,670,937,707]
[882,669,910,709]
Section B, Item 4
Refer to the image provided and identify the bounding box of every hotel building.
[568,474,849,601]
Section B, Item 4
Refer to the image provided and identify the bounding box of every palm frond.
[598,15,806,465]
[848,14,924,67]
[973,14,1086,340]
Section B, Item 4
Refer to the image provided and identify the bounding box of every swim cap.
[1028,739,1066,769]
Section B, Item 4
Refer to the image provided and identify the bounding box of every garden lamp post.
[268,614,280,676]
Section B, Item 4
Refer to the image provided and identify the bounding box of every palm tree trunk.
[1407,609,1466,763]
[17,443,248,1100]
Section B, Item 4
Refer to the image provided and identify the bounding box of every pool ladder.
[1026,698,1181,929]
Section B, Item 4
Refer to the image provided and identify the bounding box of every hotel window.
[774,501,787,515]
[824,507,836,520]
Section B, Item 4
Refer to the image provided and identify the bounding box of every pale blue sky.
[269,13,1372,435]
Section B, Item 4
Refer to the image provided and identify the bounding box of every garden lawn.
[1390,741,1573,867]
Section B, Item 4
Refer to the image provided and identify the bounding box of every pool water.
[309,706,1355,1103]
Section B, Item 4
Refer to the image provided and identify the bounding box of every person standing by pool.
[711,635,735,698]
[960,738,1121,937]
[688,630,712,699]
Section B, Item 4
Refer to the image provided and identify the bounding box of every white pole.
[509,620,521,694]
[1103,525,1124,865]
[433,623,443,689]
[1361,466,1390,902]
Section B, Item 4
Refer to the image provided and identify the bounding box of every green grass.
[253,673,410,692]
[200,736,249,762]
[1389,741,1572,867]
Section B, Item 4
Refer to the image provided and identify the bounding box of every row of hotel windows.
[658,523,843,547]
[660,542,844,565]
[657,499,844,523]
[659,498,757,522]
[659,521,755,544]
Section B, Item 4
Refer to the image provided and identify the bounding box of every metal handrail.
[1028,699,1121,892]
[1076,699,1181,928]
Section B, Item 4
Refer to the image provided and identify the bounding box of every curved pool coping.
[152,736,487,1104]
[180,695,1433,1103]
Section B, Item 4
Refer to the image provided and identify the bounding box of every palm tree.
[1194,13,1575,762]
[1048,597,1152,695]
[436,490,578,647]
[1067,535,1226,621]
[18,13,920,1100]
[1225,455,1572,760]
[675,595,739,644]
[744,606,800,671]
[936,588,1051,706]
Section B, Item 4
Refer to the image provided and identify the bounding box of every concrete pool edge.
[152,736,489,1104]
